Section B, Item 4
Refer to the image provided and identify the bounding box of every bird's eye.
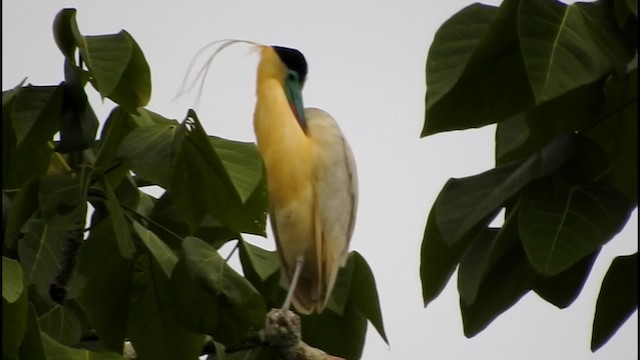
[287,70,299,82]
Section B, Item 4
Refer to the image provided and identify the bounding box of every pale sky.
[3,1,637,359]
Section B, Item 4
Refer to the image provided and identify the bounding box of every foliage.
[2,8,385,360]
[420,0,637,352]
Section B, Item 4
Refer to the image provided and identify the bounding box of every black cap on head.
[272,46,308,83]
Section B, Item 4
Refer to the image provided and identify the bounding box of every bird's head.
[258,45,308,129]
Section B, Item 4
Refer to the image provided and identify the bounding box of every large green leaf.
[2,258,28,360]
[4,178,40,249]
[10,85,62,147]
[585,68,638,205]
[518,0,633,103]
[347,252,387,344]
[37,304,82,346]
[423,0,534,135]
[591,253,638,351]
[2,86,54,189]
[99,177,136,259]
[209,136,264,203]
[132,221,178,277]
[435,134,573,246]
[79,219,133,353]
[460,242,537,337]
[41,330,126,360]
[117,120,179,189]
[127,255,204,360]
[420,209,470,307]
[519,184,630,276]
[53,8,151,112]
[170,111,267,235]
[17,219,67,298]
[533,250,599,309]
[458,202,520,306]
[170,237,265,345]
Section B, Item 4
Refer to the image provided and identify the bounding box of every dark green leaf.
[55,69,99,153]
[533,250,599,309]
[209,135,264,203]
[170,111,266,235]
[458,202,520,306]
[348,252,387,344]
[518,0,633,103]
[79,219,133,353]
[94,107,137,187]
[495,114,532,165]
[17,219,67,298]
[132,221,177,277]
[460,242,537,337]
[127,255,204,360]
[37,304,82,346]
[423,0,534,135]
[4,178,40,249]
[520,184,630,276]
[420,209,468,307]
[10,85,62,147]
[2,284,28,360]
[52,8,78,60]
[301,301,367,360]
[171,237,265,345]
[586,68,637,205]
[239,241,279,282]
[591,253,638,351]
[436,134,573,246]
[19,306,46,360]
[117,121,179,189]
[99,177,136,259]
[41,330,127,360]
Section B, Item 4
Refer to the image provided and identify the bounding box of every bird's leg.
[281,255,304,311]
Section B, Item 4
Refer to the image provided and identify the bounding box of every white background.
[3,1,637,359]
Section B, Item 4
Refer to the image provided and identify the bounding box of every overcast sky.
[3,1,637,359]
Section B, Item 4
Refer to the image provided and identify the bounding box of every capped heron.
[254,45,358,314]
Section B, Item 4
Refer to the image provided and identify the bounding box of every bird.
[253,45,358,314]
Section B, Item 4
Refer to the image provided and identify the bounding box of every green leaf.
[348,252,388,344]
[79,219,133,353]
[458,202,520,306]
[586,68,638,205]
[10,85,62,147]
[41,330,127,360]
[423,0,534,135]
[460,242,537,337]
[99,177,136,259]
[171,237,265,345]
[37,304,82,346]
[4,178,40,249]
[495,114,532,165]
[591,253,638,351]
[209,136,264,203]
[38,174,88,229]
[94,107,137,187]
[170,111,267,235]
[436,134,573,246]
[76,30,151,111]
[420,209,469,307]
[2,284,28,360]
[425,3,497,109]
[19,306,46,360]
[132,221,178,277]
[52,9,78,60]
[533,250,599,309]
[17,219,67,298]
[518,0,633,103]
[127,255,204,360]
[239,241,279,282]
[2,257,24,303]
[519,184,630,276]
[117,121,179,189]
[301,300,367,360]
